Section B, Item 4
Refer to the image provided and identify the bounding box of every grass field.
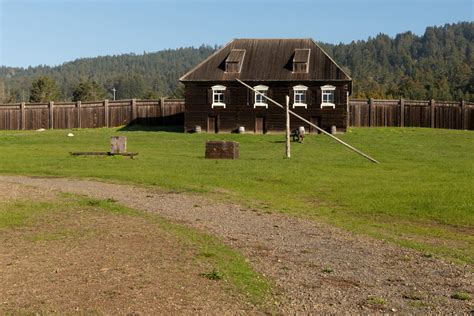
[0,126,472,264]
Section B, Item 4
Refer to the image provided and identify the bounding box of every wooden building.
[179,39,352,133]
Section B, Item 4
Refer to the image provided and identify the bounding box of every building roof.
[180,38,351,82]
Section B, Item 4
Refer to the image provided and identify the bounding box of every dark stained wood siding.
[184,82,349,133]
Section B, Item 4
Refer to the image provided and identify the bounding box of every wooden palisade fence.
[349,98,474,130]
[0,98,184,130]
[0,98,472,131]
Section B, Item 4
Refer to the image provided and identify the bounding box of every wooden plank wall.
[183,82,349,133]
[0,99,184,130]
[349,99,474,130]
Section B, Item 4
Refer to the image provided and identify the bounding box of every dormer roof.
[225,49,246,73]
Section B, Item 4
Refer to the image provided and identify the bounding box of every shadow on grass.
[118,124,184,133]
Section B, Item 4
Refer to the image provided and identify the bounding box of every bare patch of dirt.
[1,176,473,314]
[0,183,259,314]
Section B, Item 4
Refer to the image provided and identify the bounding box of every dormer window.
[293,85,308,108]
[321,85,336,108]
[254,85,268,108]
[293,49,310,73]
[225,49,246,73]
[211,85,226,108]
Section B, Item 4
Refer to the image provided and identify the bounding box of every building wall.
[184,81,350,133]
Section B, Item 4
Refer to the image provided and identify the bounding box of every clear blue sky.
[0,0,472,68]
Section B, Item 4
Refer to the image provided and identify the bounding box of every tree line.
[0,22,472,103]
[0,45,216,102]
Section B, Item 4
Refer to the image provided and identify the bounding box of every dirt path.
[0,182,260,315]
[1,175,472,313]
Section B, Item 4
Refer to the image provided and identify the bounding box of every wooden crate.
[205,141,239,159]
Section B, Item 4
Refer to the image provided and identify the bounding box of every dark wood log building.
[180,39,352,133]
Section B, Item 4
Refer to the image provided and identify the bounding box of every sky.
[0,0,472,68]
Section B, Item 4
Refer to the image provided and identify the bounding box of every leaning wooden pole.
[285,95,291,158]
[236,79,380,164]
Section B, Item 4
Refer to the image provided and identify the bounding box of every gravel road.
[1,175,472,314]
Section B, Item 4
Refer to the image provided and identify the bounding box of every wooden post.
[160,97,166,125]
[49,101,54,129]
[76,101,81,128]
[20,102,26,130]
[460,99,466,130]
[131,98,137,122]
[430,99,435,128]
[285,95,291,159]
[400,98,405,127]
[346,91,350,129]
[104,99,109,127]
[160,97,166,117]
[369,98,375,127]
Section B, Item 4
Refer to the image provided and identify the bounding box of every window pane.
[294,90,306,104]
[255,90,268,106]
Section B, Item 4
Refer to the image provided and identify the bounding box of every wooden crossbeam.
[236,79,379,164]
[70,151,138,158]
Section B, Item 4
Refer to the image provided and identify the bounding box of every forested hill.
[0,45,217,102]
[320,22,473,101]
[0,22,472,102]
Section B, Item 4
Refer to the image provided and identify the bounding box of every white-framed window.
[254,85,268,108]
[211,85,226,108]
[321,85,336,108]
[293,85,308,108]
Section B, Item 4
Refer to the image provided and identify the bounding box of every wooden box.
[205,141,239,159]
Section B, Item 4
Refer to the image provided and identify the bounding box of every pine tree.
[72,80,106,101]
[29,76,59,102]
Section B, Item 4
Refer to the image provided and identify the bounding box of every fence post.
[430,99,435,128]
[160,97,166,117]
[460,99,466,130]
[131,98,137,122]
[104,99,109,127]
[76,101,81,128]
[346,91,350,129]
[49,101,54,129]
[400,98,404,127]
[369,98,375,127]
[160,97,166,125]
[20,102,26,130]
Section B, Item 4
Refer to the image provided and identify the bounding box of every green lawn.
[0,126,472,264]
